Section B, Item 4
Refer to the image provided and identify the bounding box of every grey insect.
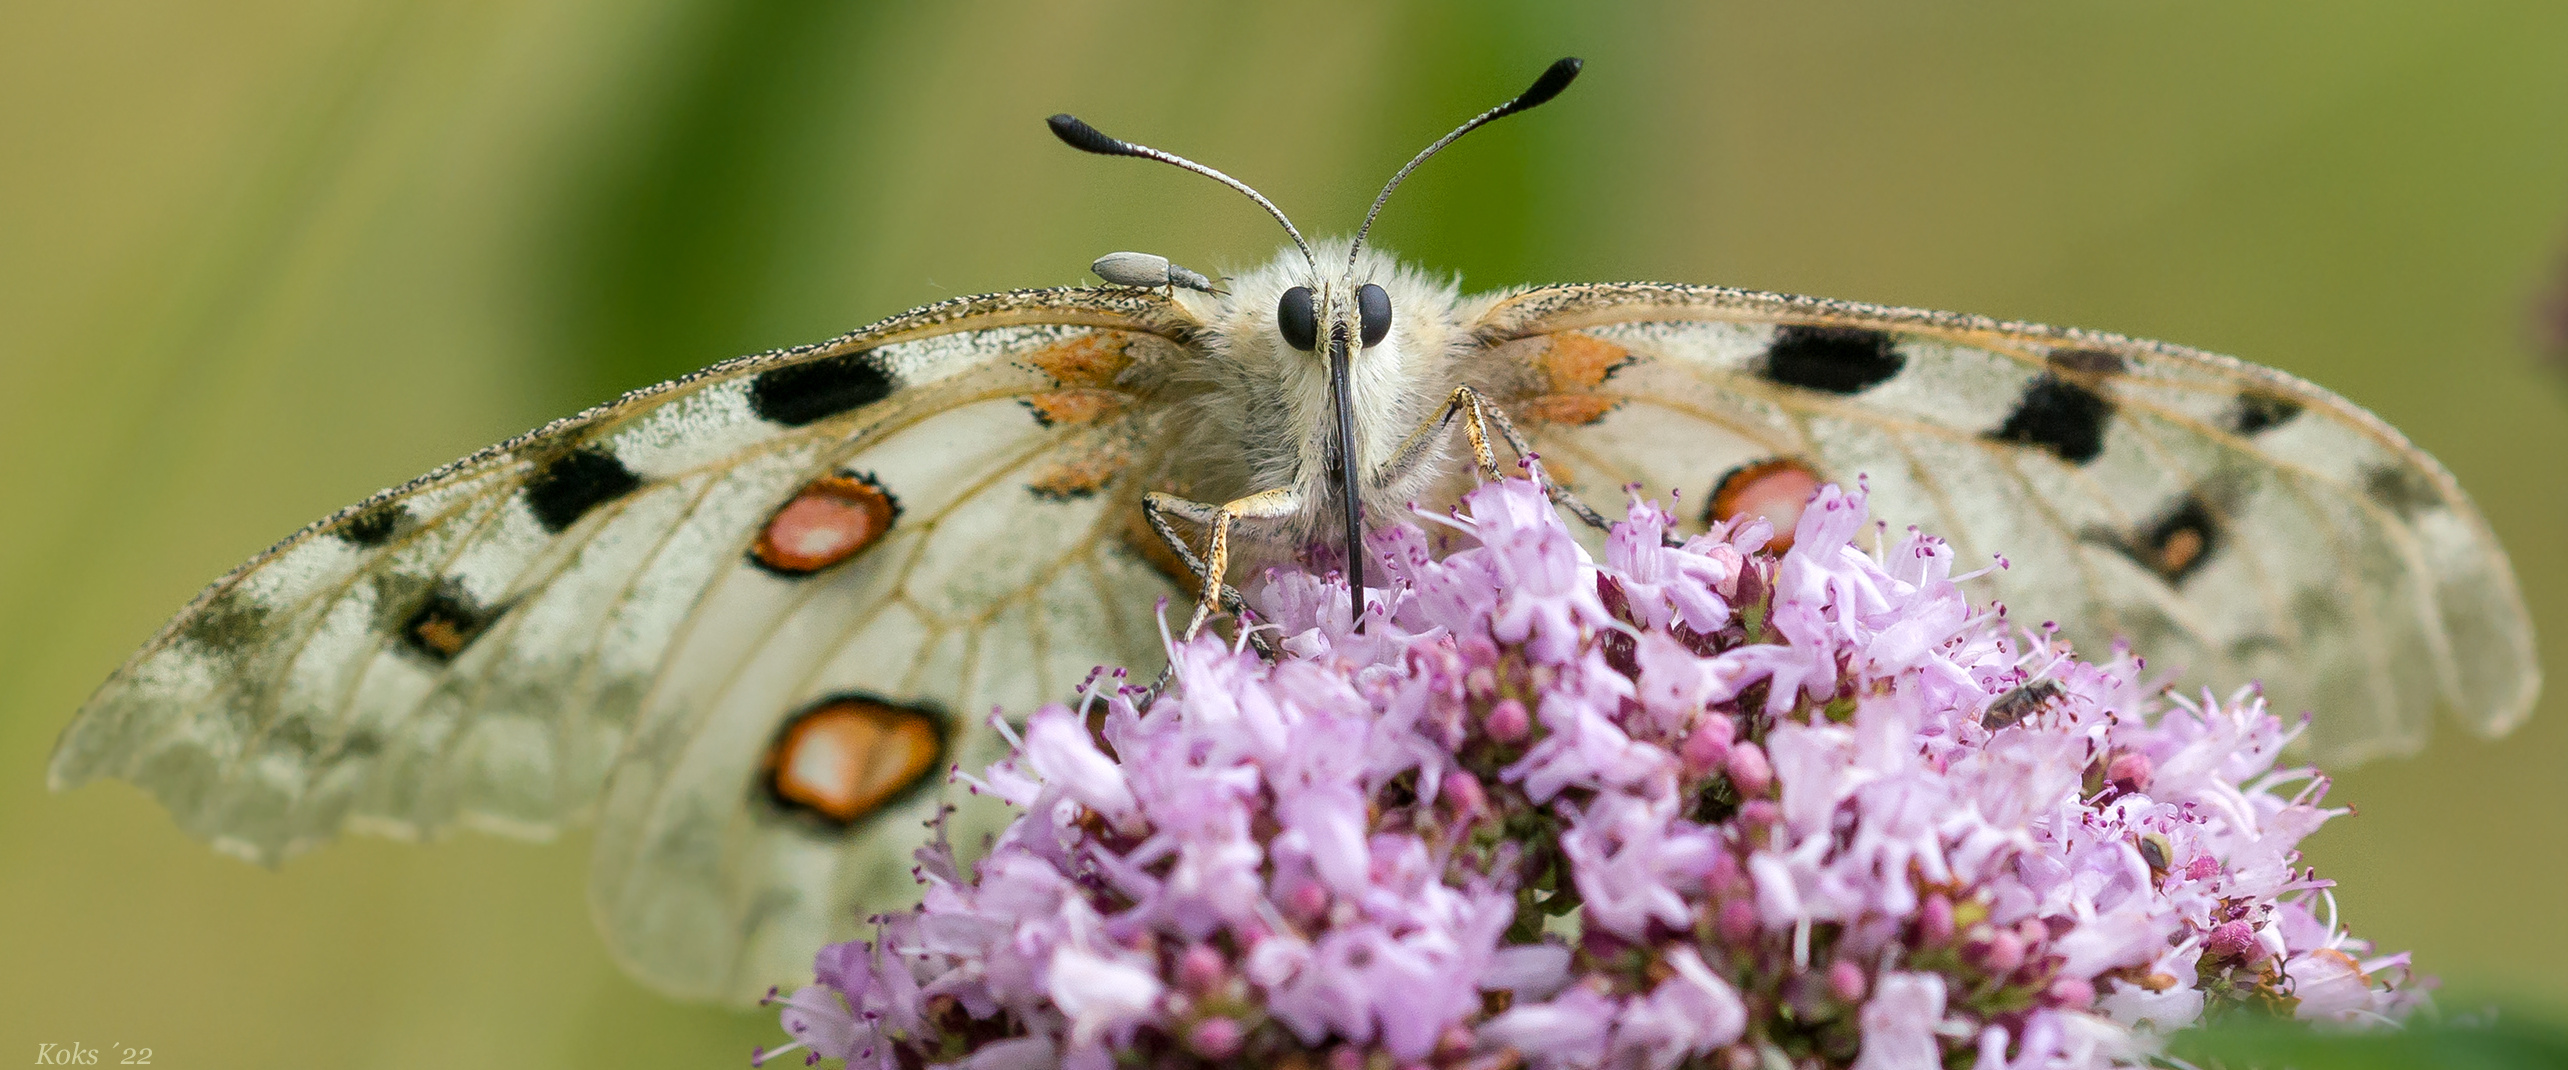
[1091,251,1220,294]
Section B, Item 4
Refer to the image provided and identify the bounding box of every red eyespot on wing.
[760,697,945,826]
[1708,458,1821,553]
[752,474,899,574]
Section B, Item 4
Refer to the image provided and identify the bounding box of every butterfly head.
[1271,279,1389,355]
[1049,57,1584,624]
[1217,242,1452,363]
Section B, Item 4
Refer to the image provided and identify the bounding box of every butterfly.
[49,57,2539,1003]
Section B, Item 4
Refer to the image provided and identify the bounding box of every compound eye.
[1357,283,1392,348]
[1277,286,1318,351]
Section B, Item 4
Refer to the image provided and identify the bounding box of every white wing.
[1473,283,2538,763]
[51,288,1193,1001]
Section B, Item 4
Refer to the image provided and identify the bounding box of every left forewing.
[49,287,1192,866]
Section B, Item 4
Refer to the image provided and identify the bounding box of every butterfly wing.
[1470,283,2538,763]
[51,287,1193,1000]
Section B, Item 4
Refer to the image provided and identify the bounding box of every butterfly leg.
[1378,387,1615,532]
[1141,488,1302,642]
[1140,495,1261,631]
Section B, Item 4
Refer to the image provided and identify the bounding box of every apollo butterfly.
[51,58,2537,1003]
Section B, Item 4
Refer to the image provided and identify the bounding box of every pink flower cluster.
[758,476,2424,1070]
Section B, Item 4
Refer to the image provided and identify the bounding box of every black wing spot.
[338,504,403,546]
[2047,348,2128,377]
[403,582,494,662]
[1027,482,1103,503]
[180,592,274,654]
[2116,493,2222,584]
[2222,631,2292,662]
[268,716,321,757]
[1759,325,1904,394]
[2289,586,2353,634]
[749,349,894,426]
[524,448,643,533]
[2229,392,2304,435]
[2362,464,2442,518]
[1989,374,2113,464]
[331,730,386,761]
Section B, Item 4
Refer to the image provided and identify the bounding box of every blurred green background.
[4,2,2565,1066]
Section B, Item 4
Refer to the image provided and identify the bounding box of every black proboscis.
[1328,323,1366,631]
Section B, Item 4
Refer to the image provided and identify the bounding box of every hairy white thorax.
[1154,241,1503,554]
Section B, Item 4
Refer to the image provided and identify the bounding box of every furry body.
[1144,242,1512,567]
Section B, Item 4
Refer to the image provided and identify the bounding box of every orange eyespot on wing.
[1510,332,1636,427]
[1021,389,1126,427]
[2109,492,2221,584]
[1540,332,1633,392]
[752,473,900,575]
[759,697,945,827]
[404,583,496,661]
[1515,395,1622,426]
[1025,332,1139,387]
[1708,458,1821,553]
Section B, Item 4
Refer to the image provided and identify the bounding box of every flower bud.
[2206,920,2257,961]
[1285,883,1329,924]
[1436,1024,1475,1059]
[2047,976,2096,1007]
[1919,894,1956,944]
[1487,698,1532,743]
[1178,944,1227,995]
[2106,751,2154,791]
[1718,899,1759,944]
[1826,959,1868,1002]
[1978,931,2025,975]
[1725,742,1773,796]
[1701,849,1741,895]
[1680,727,1730,776]
[1189,1018,1245,1059]
[1443,770,1487,818]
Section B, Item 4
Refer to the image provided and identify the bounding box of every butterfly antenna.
[1330,58,1581,632]
[1047,114,1318,275]
[1344,56,1583,274]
